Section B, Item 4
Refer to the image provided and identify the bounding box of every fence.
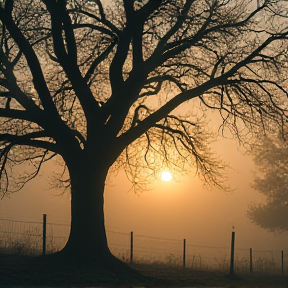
[0,215,287,274]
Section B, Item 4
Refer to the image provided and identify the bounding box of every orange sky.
[0,135,287,253]
[0,0,287,259]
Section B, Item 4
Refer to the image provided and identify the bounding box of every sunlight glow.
[161,171,172,182]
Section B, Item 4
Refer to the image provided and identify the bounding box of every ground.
[0,254,287,287]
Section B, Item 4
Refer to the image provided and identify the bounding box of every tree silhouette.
[248,135,288,232]
[1,0,288,268]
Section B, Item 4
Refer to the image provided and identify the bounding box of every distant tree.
[248,135,288,232]
[1,0,288,270]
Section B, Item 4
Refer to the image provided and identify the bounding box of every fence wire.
[0,217,287,274]
[107,230,130,262]
[134,235,182,264]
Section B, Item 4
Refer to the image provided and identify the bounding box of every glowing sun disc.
[161,171,172,182]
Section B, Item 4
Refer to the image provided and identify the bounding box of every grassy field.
[132,263,288,287]
[0,253,287,287]
[1,220,287,285]
[0,237,287,287]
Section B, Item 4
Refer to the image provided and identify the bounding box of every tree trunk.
[58,159,116,267]
[39,153,142,280]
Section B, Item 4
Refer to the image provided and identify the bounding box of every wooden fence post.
[183,239,186,268]
[250,248,253,273]
[281,250,284,275]
[42,214,46,256]
[228,231,236,276]
[130,231,133,264]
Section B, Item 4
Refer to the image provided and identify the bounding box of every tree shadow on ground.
[0,254,287,287]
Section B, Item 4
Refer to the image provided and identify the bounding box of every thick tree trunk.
[39,153,143,280]
[58,159,116,267]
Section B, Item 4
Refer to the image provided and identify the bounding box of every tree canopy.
[248,134,288,232]
[1,0,288,196]
[0,0,288,265]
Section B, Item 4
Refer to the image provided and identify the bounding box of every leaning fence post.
[250,248,253,273]
[183,239,186,268]
[281,250,284,275]
[130,231,133,264]
[42,214,47,256]
[228,231,236,276]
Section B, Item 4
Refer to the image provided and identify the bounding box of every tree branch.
[75,8,121,36]
[43,0,101,131]
[0,108,40,123]
[0,131,59,153]
[0,0,59,116]
[84,40,117,83]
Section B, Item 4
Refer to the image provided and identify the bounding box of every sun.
[161,171,172,182]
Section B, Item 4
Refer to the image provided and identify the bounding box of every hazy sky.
[0,134,287,253]
[0,0,287,258]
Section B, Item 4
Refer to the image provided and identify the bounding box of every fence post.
[183,239,186,268]
[228,231,236,276]
[42,214,47,256]
[130,231,133,264]
[250,248,253,273]
[281,250,284,275]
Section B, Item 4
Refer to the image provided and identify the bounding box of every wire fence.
[0,216,287,274]
[0,217,69,255]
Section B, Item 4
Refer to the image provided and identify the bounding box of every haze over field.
[1,135,287,252]
[1,1,288,276]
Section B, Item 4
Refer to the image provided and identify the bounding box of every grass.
[132,262,288,287]
[0,253,287,287]
[0,238,287,287]
[0,233,59,256]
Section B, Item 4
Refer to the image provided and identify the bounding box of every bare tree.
[248,133,288,232]
[1,0,288,268]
